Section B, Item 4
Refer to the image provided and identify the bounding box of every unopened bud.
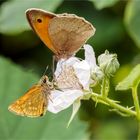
[91,66,104,82]
[98,50,120,77]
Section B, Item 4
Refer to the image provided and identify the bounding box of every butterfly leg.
[48,94,53,103]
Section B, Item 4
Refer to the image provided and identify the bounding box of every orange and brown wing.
[26,8,96,57]
[26,8,57,54]
[8,85,48,117]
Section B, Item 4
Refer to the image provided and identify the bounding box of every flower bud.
[91,66,104,83]
[98,50,120,77]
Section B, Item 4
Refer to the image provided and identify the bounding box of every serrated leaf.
[0,56,88,140]
[116,64,140,90]
[0,0,62,35]
[124,0,140,48]
[90,0,119,10]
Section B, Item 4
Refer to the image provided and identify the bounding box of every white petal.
[73,60,90,90]
[55,57,80,77]
[84,44,97,69]
[47,89,83,113]
[67,99,81,127]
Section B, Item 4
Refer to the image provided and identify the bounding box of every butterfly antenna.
[42,65,49,76]
[42,65,53,81]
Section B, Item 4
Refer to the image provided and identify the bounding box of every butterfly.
[26,8,96,60]
[8,76,53,117]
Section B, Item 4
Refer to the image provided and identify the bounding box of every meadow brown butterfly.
[8,76,53,117]
[26,8,96,60]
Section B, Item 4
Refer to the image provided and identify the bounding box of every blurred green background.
[0,0,140,140]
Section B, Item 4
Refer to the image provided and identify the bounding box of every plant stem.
[101,76,109,97]
[99,74,136,116]
[132,85,140,120]
[138,122,140,140]
[101,78,106,97]
[131,84,140,140]
[91,92,136,116]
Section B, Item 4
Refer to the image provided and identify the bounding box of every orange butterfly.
[26,8,95,60]
[8,76,53,117]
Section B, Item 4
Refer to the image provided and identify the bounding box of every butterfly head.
[39,75,49,84]
[39,75,54,90]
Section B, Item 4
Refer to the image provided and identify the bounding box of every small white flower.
[47,44,97,124]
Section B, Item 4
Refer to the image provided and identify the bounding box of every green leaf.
[0,0,62,35]
[90,0,119,10]
[116,64,140,90]
[0,56,88,139]
[124,0,140,48]
[94,121,127,140]
[89,15,125,50]
[113,65,132,85]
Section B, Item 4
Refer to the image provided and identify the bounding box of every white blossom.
[47,44,97,115]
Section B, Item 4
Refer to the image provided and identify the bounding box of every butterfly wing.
[26,9,95,58]
[48,14,96,56]
[26,8,57,54]
[8,85,48,117]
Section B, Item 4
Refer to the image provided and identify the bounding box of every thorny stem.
[88,76,136,117]
[90,92,136,116]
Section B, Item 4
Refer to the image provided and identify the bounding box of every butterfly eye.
[37,18,42,23]
[43,78,46,83]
